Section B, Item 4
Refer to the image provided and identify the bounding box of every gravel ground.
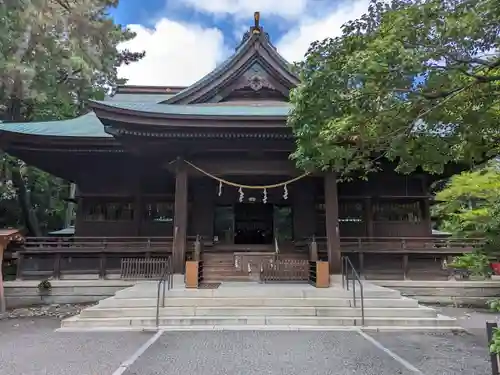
[5,303,93,319]
[0,317,154,375]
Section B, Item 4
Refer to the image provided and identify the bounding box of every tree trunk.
[11,166,41,236]
[5,75,42,236]
[64,183,76,227]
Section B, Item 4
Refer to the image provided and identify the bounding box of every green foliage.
[490,328,500,354]
[37,279,52,293]
[448,251,491,276]
[0,0,144,117]
[433,165,500,238]
[433,164,500,256]
[0,0,144,234]
[289,0,500,177]
[0,155,70,233]
[487,299,500,354]
[487,298,500,312]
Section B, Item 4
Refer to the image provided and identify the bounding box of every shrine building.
[0,14,468,282]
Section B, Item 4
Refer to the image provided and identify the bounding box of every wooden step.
[203,269,247,275]
[200,251,310,282]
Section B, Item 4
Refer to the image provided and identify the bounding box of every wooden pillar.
[133,191,143,236]
[173,162,188,273]
[133,167,143,236]
[365,197,374,238]
[423,198,432,235]
[421,175,432,235]
[293,179,316,239]
[0,243,5,314]
[324,172,341,274]
[192,178,215,239]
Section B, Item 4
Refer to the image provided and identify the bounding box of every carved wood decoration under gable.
[236,63,274,91]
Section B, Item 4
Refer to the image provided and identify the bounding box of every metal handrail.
[341,256,365,326]
[155,256,173,328]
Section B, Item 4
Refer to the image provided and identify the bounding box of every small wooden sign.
[185,260,201,288]
[315,261,330,288]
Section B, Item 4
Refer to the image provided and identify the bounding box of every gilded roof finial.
[252,11,261,34]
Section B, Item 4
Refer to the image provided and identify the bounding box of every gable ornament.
[247,74,273,91]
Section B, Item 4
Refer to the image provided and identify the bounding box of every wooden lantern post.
[0,229,23,314]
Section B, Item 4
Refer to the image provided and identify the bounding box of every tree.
[431,164,500,278]
[289,0,500,178]
[432,163,500,238]
[0,0,145,234]
[0,0,144,119]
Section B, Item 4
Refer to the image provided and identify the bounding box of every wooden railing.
[260,259,309,283]
[308,236,484,253]
[22,236,175,252]
[303,236,485,280]
[234,252,277,275]
[260,237,310,283]
[16,236,176,280]
[120,257,171,280]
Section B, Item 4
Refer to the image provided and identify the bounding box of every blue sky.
[111,0,371,86]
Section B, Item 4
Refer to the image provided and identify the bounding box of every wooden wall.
[73,164,432,239]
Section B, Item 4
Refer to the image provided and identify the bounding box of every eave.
[106,127,293,139]
[91,100,290,129]
[0,131,122,153]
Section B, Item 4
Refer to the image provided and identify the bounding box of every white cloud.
[181,0,308,20]
[117,19,228,86]
[276,0,371,62]
[117,0,372,86]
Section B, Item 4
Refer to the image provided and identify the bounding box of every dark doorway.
[234,203,273,244]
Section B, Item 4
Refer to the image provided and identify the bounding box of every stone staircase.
[60,281,461,331]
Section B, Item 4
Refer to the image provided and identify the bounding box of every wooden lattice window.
[339,201,364,223]
[373,200,422,222]
[85,201,134,221]
[315,201,364,224]
[143,202,174,222]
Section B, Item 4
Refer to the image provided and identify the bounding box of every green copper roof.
[0,112,111,138]
[107,93,176,103]
[0,100,292,138]
[94,101,292,117]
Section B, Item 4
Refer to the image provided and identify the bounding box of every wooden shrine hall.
[0,14,479,282]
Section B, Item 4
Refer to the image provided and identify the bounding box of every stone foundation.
[4,280,134,308]
[5,279,500,309]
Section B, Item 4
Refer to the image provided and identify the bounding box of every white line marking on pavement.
[357,330,425,374]
[111,330,164,375]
